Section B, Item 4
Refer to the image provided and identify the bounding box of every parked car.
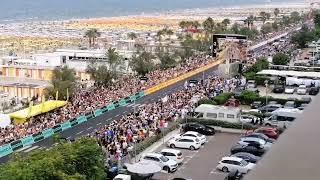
[298,103,308,111]
[182,123,215,136]
[284,86,295,94]
[250,101,263,109]
[300,96,312,104]
[258,104,282,113]
[231,152,261,163]
[273,85,285,93]
[140,153,178,173]
[268,101,278,105]
[224,170,244,180]
[240,114,258,124]
[167,136,201,150]
[284,101,296,109]
[230,144,265,157]
[233,88,243,98]
[237,137,272,150]
[174,131,206,145]
[309,87,319,96]
[216,157,255,174]
[160,149,184,164]
[252,127,280,139]
[297,85,307,95]
[243,133,276,143]
[246,80,257,88]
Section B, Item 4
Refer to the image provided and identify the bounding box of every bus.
[263,108,303,128]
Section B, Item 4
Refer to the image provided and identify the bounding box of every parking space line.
[76,131,83,135]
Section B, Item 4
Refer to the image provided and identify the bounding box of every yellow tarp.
[9,100,67,124]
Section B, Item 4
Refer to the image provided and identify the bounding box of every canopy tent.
[257,70,320,79]
[0,114,11,128]
[9,100,67,124]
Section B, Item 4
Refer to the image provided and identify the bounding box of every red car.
[245,127,280,139]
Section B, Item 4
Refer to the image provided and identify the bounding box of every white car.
[237,137,273,150]
[297,85,307,95]
[167,136,201,150]
[284,86,295,94]
[140,153,178,173]
[240,114,258,124]
[174,131,206,144]
[160,149,184,164]
[217,156,255,173]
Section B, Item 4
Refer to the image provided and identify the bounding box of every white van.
[194,104,241,123]
[263,108,302,128]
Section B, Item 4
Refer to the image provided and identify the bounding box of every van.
[263,108,302,128]
[194,104,241,123]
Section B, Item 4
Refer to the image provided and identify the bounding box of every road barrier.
[0,91,145,158]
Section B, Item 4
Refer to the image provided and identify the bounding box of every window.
[184,134,196,137]
[218,113,224,118]
[230,160,241,165]
[240,160,248,166]
[160,156,169,162]
[227,114,235,119]
[207,113,217,118]
[62,56,66,63]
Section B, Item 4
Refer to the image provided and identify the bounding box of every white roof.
[183,131,201,136]
[160,148,181,154]
[257,69,320,78]
[195,104,241,113]
[221,156,243,162]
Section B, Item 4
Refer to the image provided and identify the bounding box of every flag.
[55,91,59,101]
[66,88,69,102]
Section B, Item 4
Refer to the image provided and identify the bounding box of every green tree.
[291,24,316,48]
[0,137,106,180]
[156,46,177,69]
[130,49,155,75]
[84,29,101,47]
[272,52,289,65]
[45,66,76,100]
[202,17,215,34]
[250,58,269,72]
[272,22,279,31]
[290,11,301,22]
[222,18,231,28]
[238,27,259,40]
[260,22,273,35]
[231,23,241,34]
[314,11,320,28]
[244,15,255,29]
[259,11,270,24]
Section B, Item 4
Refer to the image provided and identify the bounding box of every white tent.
[0,114,11,128]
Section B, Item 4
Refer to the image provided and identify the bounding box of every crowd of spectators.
[97,76,241,164]
[0,54,215,145]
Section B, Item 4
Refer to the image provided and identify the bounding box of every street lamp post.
[265,80,269,105]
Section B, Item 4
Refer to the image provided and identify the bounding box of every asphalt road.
[152,133,240,180]
[0,65,219,164]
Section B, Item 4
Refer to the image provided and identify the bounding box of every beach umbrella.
[0,114,11,128]
[124,161,161,174]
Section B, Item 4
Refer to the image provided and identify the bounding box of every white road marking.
[24,145,40,153]
[126,104,134,107]
[16,145,32,152]
[87,127,93,130]
[115,114,119,117]
[106,118,112,121]
[76,131,83,135]
[97,122,102,125]
[210,170,225,175]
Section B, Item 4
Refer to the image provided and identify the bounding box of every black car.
[309,87,319,96]
[230,144,265,157]
[182,123,215,135]
[272,85,285,93]
[231,152,261,163]
[250,101,263,109]
[244,133,276,143]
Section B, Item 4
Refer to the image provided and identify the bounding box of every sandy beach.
[0,2,311,54]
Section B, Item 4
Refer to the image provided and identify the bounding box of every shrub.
[237,90,260,105]
[198,98,217,105]
[213,93,233,105]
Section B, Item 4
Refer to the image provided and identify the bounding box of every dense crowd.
[96,76,241,164]
[0,54,214,145]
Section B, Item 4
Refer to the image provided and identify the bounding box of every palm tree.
[260,11,270,24]
[179,21,187,31]
[127,32,137,40]
[84,29,101,47]
[106,47,121,73]
[244,15,255,29]
[274,8,280,18]
[222,18,231,27]
[191,21,201,31]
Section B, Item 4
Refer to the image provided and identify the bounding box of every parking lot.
[151,133,240,180]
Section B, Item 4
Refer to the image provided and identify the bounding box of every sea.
[0,0,305,23]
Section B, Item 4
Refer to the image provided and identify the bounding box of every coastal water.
[0,0,304,23]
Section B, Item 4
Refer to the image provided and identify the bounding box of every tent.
[9,100,67,124]
[0,114,11,128]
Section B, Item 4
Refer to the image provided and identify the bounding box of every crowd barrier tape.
[144,58,225,95]
[0,91,146,158]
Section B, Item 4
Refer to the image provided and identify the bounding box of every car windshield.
[240,160,249,166]
[196,132,202,137]
[160,156,169,162]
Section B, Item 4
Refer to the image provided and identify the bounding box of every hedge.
[213,93,233,105]
[198,98,217,105]
[186,118,256,130]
